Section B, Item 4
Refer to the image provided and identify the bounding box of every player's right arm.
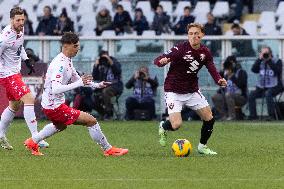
[50,62,90,94]
[154,44,181,67]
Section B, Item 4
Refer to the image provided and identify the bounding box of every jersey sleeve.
[154,44,182,67]
[70,64,81,82]
[50,61,64,84]
[0,37,7,56]
[20,46,28,60]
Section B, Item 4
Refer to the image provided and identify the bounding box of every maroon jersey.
[154,41,222,94]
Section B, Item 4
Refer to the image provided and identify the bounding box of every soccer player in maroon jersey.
[154,23,227,155]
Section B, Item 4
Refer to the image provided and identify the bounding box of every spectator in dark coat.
[151,5,171,35]
[23,9,34,35]
[53,9,74,35]
[133,8,149,35]
[125,66,158,120]
[204,12,222,56]
[172,6,195,35]
[113,4,132,35]
[231,23,255,57]
[36,6,57,36]
[95,7,112,36]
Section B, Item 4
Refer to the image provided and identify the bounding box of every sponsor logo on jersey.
[200,53,205,61]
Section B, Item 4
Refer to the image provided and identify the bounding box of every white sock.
[23,105,38,137]
[88,123,112,151]
[32,123,59,143]
[198,143,206,149]
[0,107,16,138]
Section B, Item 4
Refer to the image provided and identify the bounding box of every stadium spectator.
[112,4,133,35]
[25,48,44,65]
[35,6,57,36]
[204,12,222,56]
[0,7,48,150]
[204,12,222,35]
[125,66,158,120]
[95,7,112,36]
[212,55,248,120]
[150,0,160,10]
[53,9,74,35]
[230,23,255,57]
[23,9,34,35]
[248,46,284,120]
[154,23,227,155]
[92,50,123,120]
[24,32,128,156]
[151,5,171,35]
[172,6,195,35]
[133,8,149,35]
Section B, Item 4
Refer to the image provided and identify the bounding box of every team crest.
[168,103,174,110]
[200,54,205,61]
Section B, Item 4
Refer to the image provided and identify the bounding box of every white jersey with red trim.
[41,52,81,109]
[0,25,28,78]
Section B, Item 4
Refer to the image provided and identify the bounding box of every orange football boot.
[104,146,128,156]
[24,138,44,156]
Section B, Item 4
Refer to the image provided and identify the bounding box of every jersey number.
[188,60,199,73]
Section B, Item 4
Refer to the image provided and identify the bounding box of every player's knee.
[55,124,67,131]
[86,117,97,127]
[171,120,182,130]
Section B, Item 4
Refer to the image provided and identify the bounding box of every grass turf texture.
[0,120,283,189]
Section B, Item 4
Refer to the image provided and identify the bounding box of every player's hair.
[262,46,272,54]
[187,23,205,33]
[10,7,24,19]
[60,32,79,44]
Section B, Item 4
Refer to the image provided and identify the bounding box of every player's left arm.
[204,50,227,87]
[20,46,28,60]
[0,38,7,56]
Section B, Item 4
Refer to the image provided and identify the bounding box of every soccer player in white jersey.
[0,7,49,150]
[24,32,128,156]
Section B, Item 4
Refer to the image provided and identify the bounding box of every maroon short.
[43,104,80,125]
[0,74,31,101]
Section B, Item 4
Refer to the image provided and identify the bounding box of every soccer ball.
[172,139,192,157]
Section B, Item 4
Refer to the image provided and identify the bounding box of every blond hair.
[187,23,205,33]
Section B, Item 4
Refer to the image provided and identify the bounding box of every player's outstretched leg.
[78,111,128,156]
[0,107,16,150]
[88,122,128,156]
[24,123,61,155]
[23,104,49,148]
[158,119,180,147]
[197,118,217,155]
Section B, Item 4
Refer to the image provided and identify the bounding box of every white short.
[165,91,209,114]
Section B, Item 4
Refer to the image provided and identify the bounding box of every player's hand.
[24,59,35,75]
[97,81,112,88]
[81,74,93,85]
[218,78,227,88]
[159,57,171,65]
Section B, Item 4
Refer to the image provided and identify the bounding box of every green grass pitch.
[0,120,283,189]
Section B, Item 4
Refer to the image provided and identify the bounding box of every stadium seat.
[259,23,278,35]
[193,1,210,15]
[194,13,208,24]
[101,30,116,37]
[212,1,229,18]
[258,11,275,27]
[276,1,284,17]
[276,13,284,27]
[242,21,258,35]
[136,1,154,24]
[159,1,173,18]
[172,1,191,19]
[141,30,156,37]
[279,25,284,35]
